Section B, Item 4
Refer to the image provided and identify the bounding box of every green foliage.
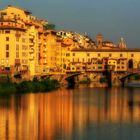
[0,77,60,94]
[0,83,16,94]
[0,75,12,83]
[44,23,56,30]
[134,74,140,80]
[130,74,140,80]
[100,77,108,83]
[16,81,34,93]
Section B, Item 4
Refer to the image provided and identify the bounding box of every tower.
[96,34,103,49]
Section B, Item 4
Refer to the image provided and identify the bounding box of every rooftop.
[71,48,140,52]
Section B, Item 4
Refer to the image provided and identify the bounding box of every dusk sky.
[1,0,140,48]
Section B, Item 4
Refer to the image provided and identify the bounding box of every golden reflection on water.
[0,88,140,140]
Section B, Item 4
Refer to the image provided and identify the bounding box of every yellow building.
[66,48,140,73]
[0,5,47,77]
[0,5,140,80]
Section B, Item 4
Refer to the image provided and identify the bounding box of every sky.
[0,0,140,48]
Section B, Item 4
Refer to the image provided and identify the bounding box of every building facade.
[0,5,47,77]
[0,5,140,80]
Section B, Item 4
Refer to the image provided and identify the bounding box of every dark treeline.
[0,76,60,94]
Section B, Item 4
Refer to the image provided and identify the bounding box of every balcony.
[15,59,20,65]
[29,41,34,46]
[15,33,21,37]
[29,35,34,39]
[0,25,26,31]
[29,57,34,61]
[29,48,34,54]
[29,54,34,60]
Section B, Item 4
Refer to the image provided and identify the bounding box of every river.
[0,87,140,140]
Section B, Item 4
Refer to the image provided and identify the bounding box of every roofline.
[71,48,140,52]
[0,5,32,15]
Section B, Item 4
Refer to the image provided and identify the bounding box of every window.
[77,58,79,62]
[22,38,26,42]
[16,37,19,42]
[22,59,28,64]
[73,53,75,56]
[22,52,27,57]
[5,30,10,34]
[16,52,19,58]
[16,44,19,51]
[5,67,10,70]
[120,54,123,57]
[6,37,9,41]
[83,58,85,62]
[77,67,80,70]
[22,45,28,50]
[6,52,9,58]
[117,60,120,64]
[6,44,9,50]
[98,66,102,69]
[109,54,112,57]
[88,58,90,62]
[98,53,100,57]
[66,53,70,57]
[131,54,134,57]
[87,53,90,57]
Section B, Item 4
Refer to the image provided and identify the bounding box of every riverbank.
[0,77,60,94]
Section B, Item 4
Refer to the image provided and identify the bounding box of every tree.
[44,23,56,30]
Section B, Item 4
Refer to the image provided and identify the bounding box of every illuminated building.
[0,5,47,77]
[0,5,140,80]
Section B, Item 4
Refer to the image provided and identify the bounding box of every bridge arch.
[119,70,140,86]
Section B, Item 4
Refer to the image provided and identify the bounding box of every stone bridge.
[119,69,140,86]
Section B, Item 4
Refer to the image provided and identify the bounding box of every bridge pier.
[106,70,113,88]
[66,76,75,88]
[120,79,125,87]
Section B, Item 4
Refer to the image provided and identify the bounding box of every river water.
[0,87,140,140]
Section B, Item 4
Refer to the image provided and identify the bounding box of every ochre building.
[0,5,140,79]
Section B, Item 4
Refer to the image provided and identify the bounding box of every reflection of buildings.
[0,89,140,139]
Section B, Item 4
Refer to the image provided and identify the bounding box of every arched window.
[128,59,133,69]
